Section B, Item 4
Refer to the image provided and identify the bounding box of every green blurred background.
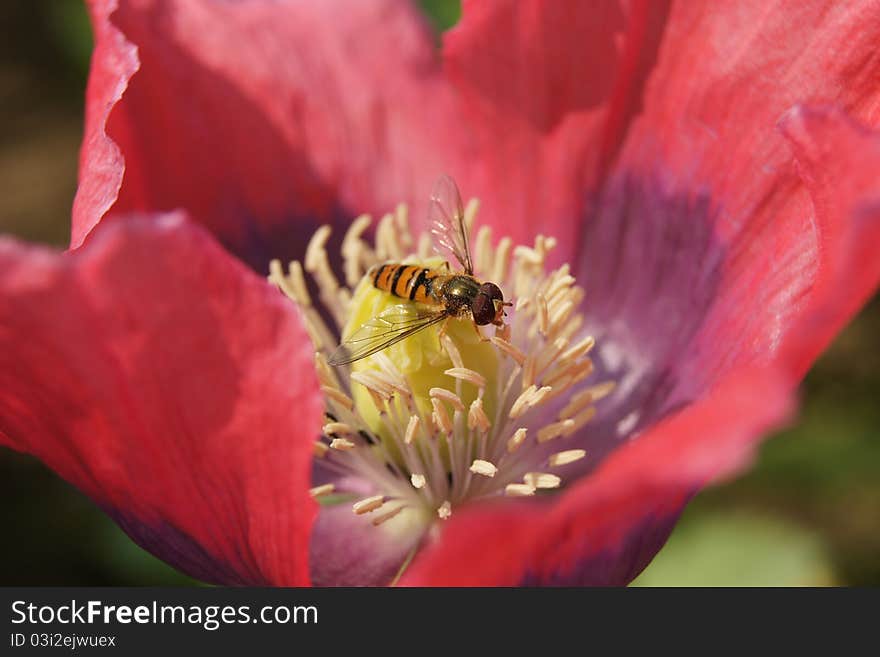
[0,1,877,586]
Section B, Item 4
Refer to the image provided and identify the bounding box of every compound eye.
[480,282,503,302]
[471,292,495,325]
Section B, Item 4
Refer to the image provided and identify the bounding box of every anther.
[404,415,420,445]
[524,472,561,489]
[352,495,385,515]
[505,483,536,497]
[444,367,487,389]
[469,459,498,478]
[507,428,527,453]
[309,483,335,498]
[549,449,587,467]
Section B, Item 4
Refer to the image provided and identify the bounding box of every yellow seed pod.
[344,259,500,449]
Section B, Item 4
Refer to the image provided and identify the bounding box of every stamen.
[429,387,465,412]
[280,197,614,529]
[404,415,420,446]
[537,419,576,443]
[431,398,453,434]
[524,472,561,489]
[489,336,526,366]
[505,483,536,497]
[351,371,395,399]
[342,214,373,288]
[352,495,385,515]
[509,385,552,419]
[372,505,405,526]
[469,459,498,478]
[468,398,491,433]
[440,334,465,369]
[309,483,335,498]
[507,428,528,453]
[322,386,355,411]
[323,421,354,436]
[549,449,587,467]
[564,406,597,436]
[444,367,487,389]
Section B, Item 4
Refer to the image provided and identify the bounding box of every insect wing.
[328,304,448,366]
[428,174,473,275]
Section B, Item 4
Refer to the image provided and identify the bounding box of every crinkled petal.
[0,215,322,585]
[579,0,880,375]
[443,0,670,263]
[401,366,794,585]
[75,0,457,270]
[776,107,880,378]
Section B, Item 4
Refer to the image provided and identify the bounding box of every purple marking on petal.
[519,498,690,586]
[564,173,725,475]
[309,461,426,586]
[109,510,256,585]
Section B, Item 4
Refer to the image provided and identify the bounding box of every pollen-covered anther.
[489,336,526,366]
[330,438,356,451]
[469,459,498,478]
[404,415,420,445]
[313,441,329,458]
[323,421,354,436]
[411,473,426,489]
[524,472,561,489]
[429,387,465,412]
[468,398,491,432]
[509,385,552,419]
[563,407,597,436]
[444,367,487,389]
[549,449,587,467]
[537,419,576,443]
[321,386,354,410]
[351,370,395,400]
[437,501,452,519]
[309,483,335,498]
[352,495,385,515]
[505,483,536,497]
[507,428,528,453]
[431,398,453,434]
[372,505,405,527]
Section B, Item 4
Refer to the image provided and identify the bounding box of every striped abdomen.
[370,264,443,304]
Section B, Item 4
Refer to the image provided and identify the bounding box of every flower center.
[269,200,613,527]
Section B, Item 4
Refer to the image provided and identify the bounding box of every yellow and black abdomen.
[370,264,443,305]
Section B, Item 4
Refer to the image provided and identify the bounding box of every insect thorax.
[440,275,481,314]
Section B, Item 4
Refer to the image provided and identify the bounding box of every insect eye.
[480,282,504,302]
[471,293,495,325]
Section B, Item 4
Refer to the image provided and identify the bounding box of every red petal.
[443,0,670,264]
[0,215,322,585]
[776,107,880,378]
[401,366,794,586]
[75,0,456,269]
[73,0,138,250]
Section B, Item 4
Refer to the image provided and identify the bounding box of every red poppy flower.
[2,0,880,586]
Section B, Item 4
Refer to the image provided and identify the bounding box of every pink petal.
[443,0,670,264]
[776,107,880,379]
[0,215,322,585]
[75,0,457,269]
[401,366,794,585]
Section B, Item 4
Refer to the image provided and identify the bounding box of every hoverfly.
[328,175,511,366]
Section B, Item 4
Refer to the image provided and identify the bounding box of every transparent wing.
[328,304,449,366]
[428,174,473,275]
